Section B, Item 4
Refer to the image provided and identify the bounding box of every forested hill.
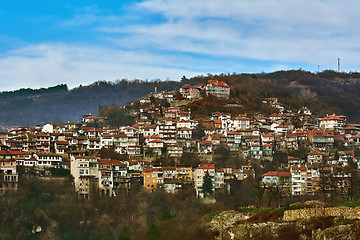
[1,70,360,127]
[0,80,186,127]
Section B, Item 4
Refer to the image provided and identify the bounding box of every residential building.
[205,80,230,99]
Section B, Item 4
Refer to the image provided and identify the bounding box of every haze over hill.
[1,70,360,127]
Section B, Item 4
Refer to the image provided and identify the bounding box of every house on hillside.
[179,84,201,100]
[262,171,291,196]
[205,80,230,99]
[319,114,346,130]
[194,164,215,197]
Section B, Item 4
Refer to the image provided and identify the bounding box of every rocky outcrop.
[209,209,360,240]
[311,222,360,240]
[283,206,360,221]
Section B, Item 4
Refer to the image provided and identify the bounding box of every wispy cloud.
[1,0,360,91]
[130,0,360,64]
[0,44,201,91]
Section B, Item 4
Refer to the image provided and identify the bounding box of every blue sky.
[0,0,359,91]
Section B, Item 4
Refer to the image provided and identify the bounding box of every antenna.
[338,58,340,72]
[317,65,320,73]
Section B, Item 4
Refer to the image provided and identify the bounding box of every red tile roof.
[263,171,291,177]
[197,164,215,169]
[207,80,229,88]
[308,150,323,155]
[320,115,343,121]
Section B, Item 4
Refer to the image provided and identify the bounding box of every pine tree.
[118,227,131,240]
[202,171,213,196]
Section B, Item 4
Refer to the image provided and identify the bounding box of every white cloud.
[128,0,360,65]
[1,0,360,91]
[0,44,201,91]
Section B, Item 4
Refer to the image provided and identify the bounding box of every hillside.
[186,70,360,122]
[1,70,360,127]
[0,80,185,127]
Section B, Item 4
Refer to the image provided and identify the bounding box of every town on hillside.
[1,79,360,202]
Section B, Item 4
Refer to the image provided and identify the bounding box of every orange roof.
[98,159,125,166]
[320,115,343,121]
[197,164,215,169]
[308,150,323,155]
[181,84,193,89]
[263,171,291,177]
[227,131,241,135]
[236,116,250,120]
[207,80,229,88]
[0,150,31,155]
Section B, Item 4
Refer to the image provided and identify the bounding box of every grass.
[334,200,360,207]
[274,204,306,211]
[204,211,223,220]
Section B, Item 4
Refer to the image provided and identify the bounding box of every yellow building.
[175,164,193,183]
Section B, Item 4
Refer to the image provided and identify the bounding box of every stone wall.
[283,206,360,221]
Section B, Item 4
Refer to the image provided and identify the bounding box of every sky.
[0,0,359,91]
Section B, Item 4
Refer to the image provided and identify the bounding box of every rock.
[283,206,360,221]
[209,210,255,233]
[312,223,360,240]
[32,225,42,234]
[303,200,328,208]
[209,210,360,240]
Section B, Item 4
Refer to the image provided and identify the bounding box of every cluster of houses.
[1,79,360,198]
[71,156,254,198]
[140,79,230,103]
[262,150,355,197]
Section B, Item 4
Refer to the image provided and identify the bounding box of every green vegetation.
[334,200,360,207]
[202,171,213,196]
[204,211,223,220]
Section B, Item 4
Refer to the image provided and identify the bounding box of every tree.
[179,152,200,167]
[213,146,230,168]
[158,206,175,221]
[99,104,135,127]
[99,147,128,161]
[192,124,205,140]
[349,169,360,200]
[118,227,131,240]
[202,171,213,196]
[104,230,114,240]
[144,224,161,240]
